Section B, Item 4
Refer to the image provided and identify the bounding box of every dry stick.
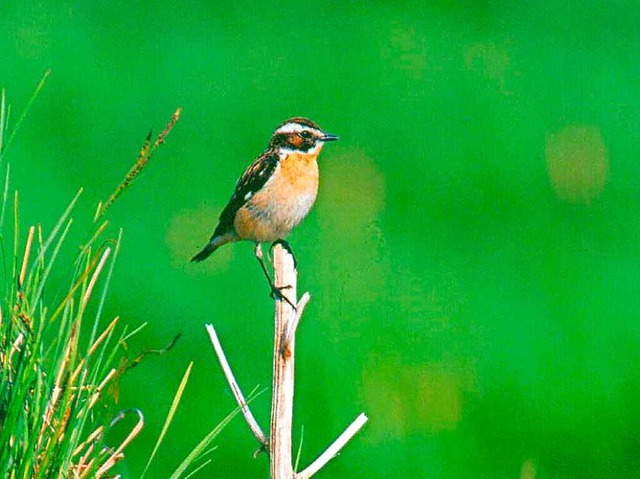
[270,243,298,479]
[206,243,367,478]
[271,244,368,479]
[206,324,268,447]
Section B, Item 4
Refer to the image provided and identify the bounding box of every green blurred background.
[2,1,640,477]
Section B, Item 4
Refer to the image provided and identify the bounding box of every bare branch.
[296,413,368,479]
[206,243,368,478]
[206,323,268,447]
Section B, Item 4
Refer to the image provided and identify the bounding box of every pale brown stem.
[270,243,297,479]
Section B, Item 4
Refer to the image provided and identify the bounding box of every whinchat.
[191,117,338,302]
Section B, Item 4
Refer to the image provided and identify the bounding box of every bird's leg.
[254,242,274,284]
[254,242,296,310]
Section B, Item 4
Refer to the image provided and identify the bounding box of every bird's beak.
[321,133,339,142]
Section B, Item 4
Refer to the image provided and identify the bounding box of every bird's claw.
[270,284,296,310]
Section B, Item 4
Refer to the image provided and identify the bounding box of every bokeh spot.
[363,358,476,440]
[545,124,609,204]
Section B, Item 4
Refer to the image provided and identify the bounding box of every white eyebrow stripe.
[276,122,304,134]
[275,122,322,136]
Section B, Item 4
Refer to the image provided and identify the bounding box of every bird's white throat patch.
[278,142,323,157]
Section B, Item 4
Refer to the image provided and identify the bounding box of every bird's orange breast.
[234,152,320,242]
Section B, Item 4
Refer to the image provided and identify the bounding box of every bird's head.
[269,117,339,155]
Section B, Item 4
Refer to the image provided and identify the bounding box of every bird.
[191,117,339,305]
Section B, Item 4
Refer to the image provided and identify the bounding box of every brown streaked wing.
[212,149,280,237]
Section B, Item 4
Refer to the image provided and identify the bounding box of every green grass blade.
[0,88,7,153]
[0,69,50,161]
[168,407,240,479]
[294,424,305,472]
[26,187,83,285]
[11,191,19,298]
[89,229,122,346]
[140,361,194,479]
[0,162,9,232]
[0,163,11,290]
[181,458,214,479]
[121,322,148,342]
[30,218,73,315]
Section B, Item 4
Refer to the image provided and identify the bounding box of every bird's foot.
[270,284,296,310]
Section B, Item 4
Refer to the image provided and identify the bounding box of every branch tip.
[296,413,368,479]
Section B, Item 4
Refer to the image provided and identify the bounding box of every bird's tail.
[190,234,235,262]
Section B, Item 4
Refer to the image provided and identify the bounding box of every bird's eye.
[299,130,313,139]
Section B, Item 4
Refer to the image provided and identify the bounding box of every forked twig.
[206,243,368,478]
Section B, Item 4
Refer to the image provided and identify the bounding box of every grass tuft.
[1,78,231,478]
[0,191,145,478]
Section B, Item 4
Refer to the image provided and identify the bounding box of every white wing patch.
[244,191,253,201]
